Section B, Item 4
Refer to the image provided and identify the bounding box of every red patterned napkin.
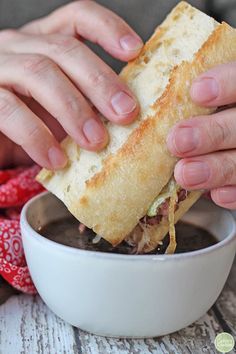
[0,165,44,294]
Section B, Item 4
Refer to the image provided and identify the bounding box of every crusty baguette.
[37,2,236,247]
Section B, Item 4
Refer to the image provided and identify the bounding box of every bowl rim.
[21,192,236,262]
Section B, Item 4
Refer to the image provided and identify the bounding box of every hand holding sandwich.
[168,63,236,210]
[0,1,236,214]
[0,1,141,169]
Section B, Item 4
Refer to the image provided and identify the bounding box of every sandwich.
[37,2,236,253]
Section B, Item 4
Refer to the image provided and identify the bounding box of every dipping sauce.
[38,216,218,255]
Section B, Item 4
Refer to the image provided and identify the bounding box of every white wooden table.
[0,257,235,354]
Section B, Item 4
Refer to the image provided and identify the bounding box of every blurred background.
[0,0,236,30]
[208,0,236,25]
[0,0,235,72]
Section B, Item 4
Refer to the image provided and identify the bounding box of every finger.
[174,151,236,190]
[20,0,143,61]
[190,62,236,107]
[5,34,139,124]
[23,97,66,142]
[0,53,108,150]
[167,108,236,157]
[0,87,67,169]
[211,186,236,209]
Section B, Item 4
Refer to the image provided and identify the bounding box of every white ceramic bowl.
[21,192,236,338]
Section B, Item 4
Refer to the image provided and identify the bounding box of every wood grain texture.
[0,295,78,354]
[0,257,235,354]
[73,311,223,354]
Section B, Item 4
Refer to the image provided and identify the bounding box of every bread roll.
[37,2,236,249]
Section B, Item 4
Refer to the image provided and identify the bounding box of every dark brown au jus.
[38,215,218,255]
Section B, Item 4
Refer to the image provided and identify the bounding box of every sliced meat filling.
[125,179,189,254]
[87,178,189,254]
[143,188,189,226]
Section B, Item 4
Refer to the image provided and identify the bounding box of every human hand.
[167,62,236,209]
[0,0,142,169]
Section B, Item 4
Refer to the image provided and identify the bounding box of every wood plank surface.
[0,257,235,354]
[0,295,77,354]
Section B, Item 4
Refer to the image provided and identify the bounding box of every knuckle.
[210,118,230,147]
[48,36,79,56]
[99,15,118,29]
[23,54,55,76]
[54,95,83,121]
[221,156,236,184]
[26,125,42,141]
[0,89,18,118]
[64,96,81,115]
[87,69,113,88]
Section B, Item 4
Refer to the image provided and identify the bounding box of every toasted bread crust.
[37,3,236,246]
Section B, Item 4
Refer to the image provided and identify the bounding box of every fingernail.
[175,161,210,186]
[217,188,236,204]
[191,77,219,103]
[48,146,67,169]
[83,118,106,145]
[120,34,143,51]
[111,91,137,115]
[167,126,199,155]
